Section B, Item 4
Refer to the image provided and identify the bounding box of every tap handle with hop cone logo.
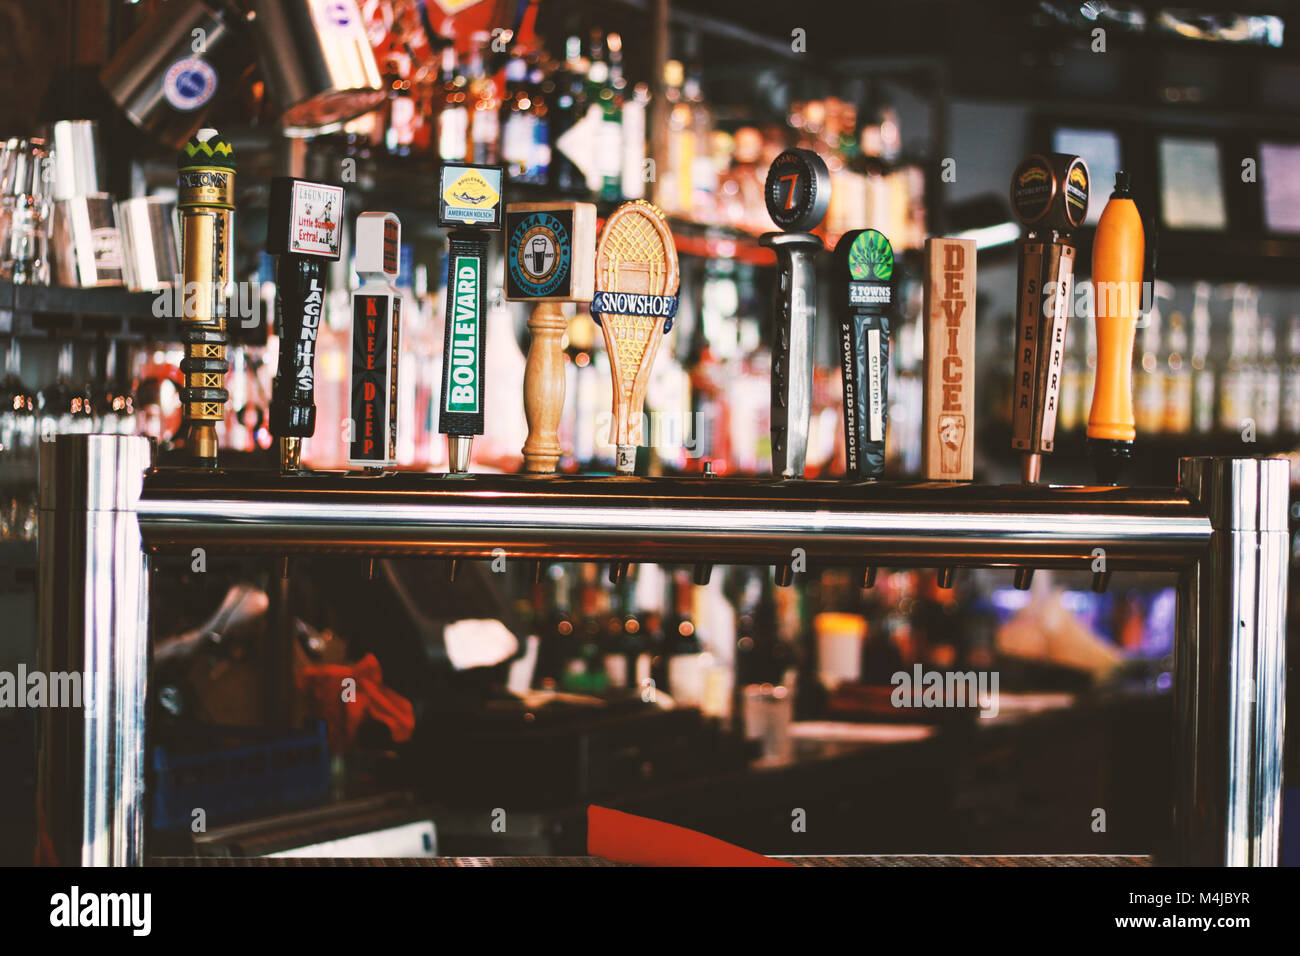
[832,229,897,481]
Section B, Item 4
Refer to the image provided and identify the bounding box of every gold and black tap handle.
[176,128,236,467]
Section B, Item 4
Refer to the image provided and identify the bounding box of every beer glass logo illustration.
[507,212,570,296]
[938,413,966,475]
[526,232,556,279]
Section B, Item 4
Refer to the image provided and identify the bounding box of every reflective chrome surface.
[99,0,245,150]
[116,196,179,292]
[251,0,385,137]
[137,472,1209,566]
[760,232,824,479]
[52,194,124,288]
[46,120,103,201]
[1174,457,1289,865]
[37,434,151,866]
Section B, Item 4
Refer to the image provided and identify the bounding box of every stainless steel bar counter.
[35,435,1289,868]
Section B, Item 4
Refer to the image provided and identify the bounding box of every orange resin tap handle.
[1087,171,1146,483]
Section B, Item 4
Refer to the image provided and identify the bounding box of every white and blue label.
[163,57,217,113]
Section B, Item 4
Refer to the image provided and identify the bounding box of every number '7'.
[780,173,800,209]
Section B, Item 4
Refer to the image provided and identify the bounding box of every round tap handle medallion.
[1010,152,1089,232]
[764,148,831,233]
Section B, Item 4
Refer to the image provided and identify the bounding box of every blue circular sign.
[163,57,218,112]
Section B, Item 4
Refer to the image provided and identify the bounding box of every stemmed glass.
[0,339,38,539]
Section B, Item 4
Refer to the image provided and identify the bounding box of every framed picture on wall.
[1157,136,1228,230]
[1258,141,1300,234]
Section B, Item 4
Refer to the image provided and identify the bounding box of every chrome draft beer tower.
[36,432,1288,866]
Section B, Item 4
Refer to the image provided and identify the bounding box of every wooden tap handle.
[522,301,568,472]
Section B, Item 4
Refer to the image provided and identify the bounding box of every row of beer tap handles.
[176,130,1146,590]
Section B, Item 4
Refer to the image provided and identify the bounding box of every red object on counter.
[587,805,793,867]
[297,653,415,752]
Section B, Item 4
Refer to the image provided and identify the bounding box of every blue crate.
[152,721,330,831]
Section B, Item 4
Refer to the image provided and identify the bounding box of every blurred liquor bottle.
[588,30,624,202]
[1282,316,1300,435]
[1189,282,1216,434]
[1218,285,1257,434]
[1134,286,1166,435]
[551,36,591,195]
[1163,311,1192,435]
[94,339,135,435]
[466,32,500,165]
[437,43,469,162]
[660,59,690,216]
[1255,315,1281,438]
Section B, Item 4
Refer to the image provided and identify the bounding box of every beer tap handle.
[760,148,830,481]
[591,200,680,475]
[521,301,568,473]
[440,229,492,472]
[176,128,236,467]
[348,211,402,471]
[922,236,977,589]
[266,176,344,473]
[832,228,897,481]
[505,201,597,474]
[763,232,822,479]
[437,163,505,474]
[1007,152,1090,589]
[1087,171,1146,486]
[271,254,326,469]
[1086,171,1146,594]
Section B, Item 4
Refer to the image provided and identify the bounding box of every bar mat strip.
[151,854,1152,867]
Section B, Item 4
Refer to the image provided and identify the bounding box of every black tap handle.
[269,255,325,439]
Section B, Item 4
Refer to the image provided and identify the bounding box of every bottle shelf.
[0,281,172,340]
